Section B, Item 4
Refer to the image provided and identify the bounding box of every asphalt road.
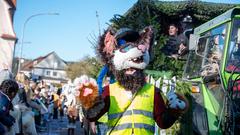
[38,116,84,135]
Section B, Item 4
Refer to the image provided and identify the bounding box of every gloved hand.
[74,75,99,110]
[167,90,186,110]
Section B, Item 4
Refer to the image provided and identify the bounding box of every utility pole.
[96,11,101,36]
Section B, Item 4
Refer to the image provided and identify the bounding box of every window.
[198,24,227,76]
[183,51,203,79]
[53,62,58,69]
[46,71,50,76]
[183,33,209,79]
[33,60,38,65]
[226,19,240,73]
[53,72,57,76]
[201,25,227,118]
[183,24,228,79]
[205,24,227,64]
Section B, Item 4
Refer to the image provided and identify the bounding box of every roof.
[21,51,65,71]
[5,0,16,8]
[21,56,45,71]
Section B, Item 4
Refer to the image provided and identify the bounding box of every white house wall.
[33,68,45,76]
[31,52,68,82]
[33,68,66,79]
[35,52,67,70]
[0,0,14,35]
[0,0,16,71]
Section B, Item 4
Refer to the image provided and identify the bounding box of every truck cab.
[183,7,240,135]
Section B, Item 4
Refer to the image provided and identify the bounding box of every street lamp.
[18,12,59,72]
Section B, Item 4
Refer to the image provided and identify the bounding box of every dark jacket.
[162,34,188,56]
[0,91,15,127]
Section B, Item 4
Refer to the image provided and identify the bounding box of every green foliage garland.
[110,0,236,78]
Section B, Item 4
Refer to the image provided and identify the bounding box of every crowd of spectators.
[0,69,88,135]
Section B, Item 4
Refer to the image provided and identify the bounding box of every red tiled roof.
[21,57,44,71]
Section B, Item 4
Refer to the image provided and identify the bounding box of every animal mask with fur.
[97,26,154,92]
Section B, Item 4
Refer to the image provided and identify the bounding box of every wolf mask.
[97,26,154,92]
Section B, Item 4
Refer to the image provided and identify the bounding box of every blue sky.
[14,0,240,62]
[14,0,138,61]
[162,0,240,3]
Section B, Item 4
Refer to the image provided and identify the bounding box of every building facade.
[0,0,17,71]
[21,52,68,84]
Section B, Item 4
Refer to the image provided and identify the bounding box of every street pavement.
[38,116,84,135]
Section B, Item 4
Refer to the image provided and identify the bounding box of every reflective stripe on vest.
[108,82,155,135]
[98,113,108,123]
[108,109,153,120]
[111,123,155,132]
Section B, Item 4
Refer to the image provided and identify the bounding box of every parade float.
[110,1,240,134]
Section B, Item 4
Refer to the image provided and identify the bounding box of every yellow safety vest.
[108,82,155,135]
[98,113,108,123]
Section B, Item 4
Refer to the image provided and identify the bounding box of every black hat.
[115,28,140,43]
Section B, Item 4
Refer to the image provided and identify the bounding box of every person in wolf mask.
[76,26,188,135]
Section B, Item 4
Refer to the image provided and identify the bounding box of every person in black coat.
[162,23,189,58]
